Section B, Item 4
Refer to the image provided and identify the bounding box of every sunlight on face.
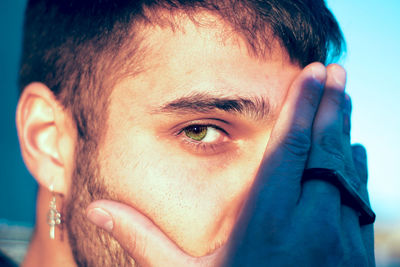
[97,15,301,256]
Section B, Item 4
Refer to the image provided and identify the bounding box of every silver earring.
[47,184,61,240]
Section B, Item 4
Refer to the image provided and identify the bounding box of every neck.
[22,187,77,267]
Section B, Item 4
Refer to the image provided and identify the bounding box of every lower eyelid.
[181,138,226,154]
[177,132,229,154]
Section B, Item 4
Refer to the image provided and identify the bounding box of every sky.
[327,0,400,223]
[0,1,399,226]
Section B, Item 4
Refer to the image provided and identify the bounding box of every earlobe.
[16,82,75,194]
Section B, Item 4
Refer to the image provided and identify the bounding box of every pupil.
[192,126,203,133]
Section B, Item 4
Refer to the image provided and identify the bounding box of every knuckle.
[281,126,312,157]
[326,90,345,108]
[318,133,344,162]
[302,83,322,109]
[343,112,351,136]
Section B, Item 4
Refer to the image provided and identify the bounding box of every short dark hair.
[19,0,345,141]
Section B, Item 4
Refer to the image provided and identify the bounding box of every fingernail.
[87,208,114,232]
[332,66,346,88]
[343,112,351,135]
[310,63,326,86]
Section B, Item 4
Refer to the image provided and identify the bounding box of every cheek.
[98,128,267,256]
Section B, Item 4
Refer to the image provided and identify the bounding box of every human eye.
[177,123,230,154]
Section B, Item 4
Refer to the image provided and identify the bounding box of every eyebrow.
[153,93,273,121]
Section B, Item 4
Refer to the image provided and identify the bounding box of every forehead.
[111,15,300,115]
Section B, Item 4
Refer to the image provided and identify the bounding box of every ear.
[16,82,76,195]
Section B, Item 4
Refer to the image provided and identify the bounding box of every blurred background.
[0,0,399,265]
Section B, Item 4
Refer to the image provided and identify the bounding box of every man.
[16,0,375,266]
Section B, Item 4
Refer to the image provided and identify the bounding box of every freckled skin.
[97,17,301,256]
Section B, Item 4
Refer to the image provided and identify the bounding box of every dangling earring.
[47,184,61,240]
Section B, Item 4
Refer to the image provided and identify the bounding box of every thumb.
[86,200,223,267]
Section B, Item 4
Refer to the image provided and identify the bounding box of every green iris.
[184,125,207,141]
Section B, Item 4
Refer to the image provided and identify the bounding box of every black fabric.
[302,168,376,225]
[0,251,18,267]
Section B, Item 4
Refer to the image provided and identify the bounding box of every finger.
[297,179,341,227]
[339,96,369,226]
[351,144,371,212]
[300,65,346,221]
[337,95,374,264]
[86,200,223,267]
[360,223,375,266]
[342,95,362,193]
[307,64,346,171]
[340,205,369,265]
[351,145,375,264]
[254,62,327,210]
[352,144,368,185]
[343,93,352,138]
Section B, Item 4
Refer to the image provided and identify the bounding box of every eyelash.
[177,124,229,153]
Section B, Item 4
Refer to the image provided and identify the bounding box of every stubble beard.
[64,138,137,267]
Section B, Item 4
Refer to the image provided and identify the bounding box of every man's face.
[67,16,301,264]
